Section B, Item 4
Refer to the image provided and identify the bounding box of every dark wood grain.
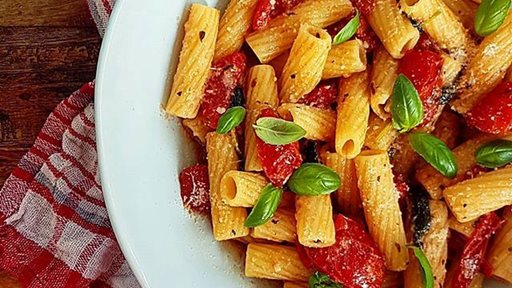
[0,0,100,285]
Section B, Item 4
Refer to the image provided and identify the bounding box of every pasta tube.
[166,4,220,118]
[220,170,268,207]
[370,45,399,119]
[295,195,336,247]
[278,103,336,141]
[322,39,367,80]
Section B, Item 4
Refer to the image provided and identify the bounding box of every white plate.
[95,0,511,287]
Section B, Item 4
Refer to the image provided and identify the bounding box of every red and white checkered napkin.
[0,1,140,287]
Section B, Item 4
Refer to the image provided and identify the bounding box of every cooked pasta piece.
[365,113,398,151]
[447,216,475,237]
[355,150,409,271]
[244,65,279,171]
[440,0,477,29]
[206,132,249,240]
[269,51,290,78]
[245,243,312,281]
[444,167,512,222]
[245,0,352,63]
[283,282,308,288]
[182,117,209,144]
[166,4,220,118]
[431,110,462,149]
[488,215,512,283]
[246,65,280,109]
[279,24,331,103]
[400,0,469,52]
[214,0,258,61]
[441,52,464,86]
[370,45,399,119]
[251,208,297,243]
[404,200,448,288]
[220,170,267,207]
[452,12,512,113]
[278,103,336,141]
[416,135,512,199]
[389,133,420,175]
[336,71,370,159]
[366,0,419,58]
[295,195,336,248]
[322,39,367,80]
[322,152,361,216]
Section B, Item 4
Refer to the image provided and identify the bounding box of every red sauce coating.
[179,164,210,215]
[298,79,338,109]
[252,0,303,31]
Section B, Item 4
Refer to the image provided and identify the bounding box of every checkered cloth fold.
[0,1,140,287]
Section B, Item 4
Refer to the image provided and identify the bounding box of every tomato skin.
[398,49,444,126]
[298,80,338,109]
[449,213,503,288]
[303,214,385,288]
[252,0,303,30]
[466,81,512,134]
[392,171,409,201]
[200,52,247,129]
[256,108,303,187]
[179,164,211,215]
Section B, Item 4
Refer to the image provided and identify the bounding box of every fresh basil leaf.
[288,163,340,196]
[408,246,434,288]
[253,117,306,145]
[391,74,424,133]
[475,139,512,168]
[474,0,511,37]
[216,106,246,134]
[244,184,283,227]
[332,11,360,45]
[409,132,458,178]
[309,272,342,288]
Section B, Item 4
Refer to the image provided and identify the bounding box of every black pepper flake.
[314,239,322,243]
[271,219,279,224]
[463,203,467,208]
[316,32,321,38]
[199,31,206,42]
[177,91,182,96]
[377,176,381,182]
[291,74,296,79]
[231,229,236,236]
[395,242,401,252]
[251,79,257,88]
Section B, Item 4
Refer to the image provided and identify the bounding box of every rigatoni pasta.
[370,45,399,119]
[166,4,220,118]
[336,71,370,159]
[295,195,336,247]
[278,103,336,141]
[355,150,409,271]
[322,39,367,80]
[488,215,512,282]
[214,0,258,61]
[251,208,297,243]
[365,114,398,151]
[206,132,249,240]
[245,243,312,282]
[220,170,268,207]
[245,0,352,63]
[279,24,331,103]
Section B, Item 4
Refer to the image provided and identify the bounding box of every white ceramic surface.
[95,0,511,287]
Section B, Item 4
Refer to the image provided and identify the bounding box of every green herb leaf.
[244,184,283,227]
[474,0,511,37]
[408,246,434,288]
[253,117,306,145]
[409,132,458,178]
[309,272,342,288]
[332,11,360,45]
[288,163,341,196]
[391,74,424,133]
[475,139,512,168]
[216,106,246,134]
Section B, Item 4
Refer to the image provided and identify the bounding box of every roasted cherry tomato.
[398,49,444,126]
[200,52,247,129]
[256,108,303,187]
[466,81,512,134]
[179,164,210,215]
[303,214,386,288]
[252,0,303,30]
[449,212,503,288]
[298,80,338,109]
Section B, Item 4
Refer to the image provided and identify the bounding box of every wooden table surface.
[0,0,101,285]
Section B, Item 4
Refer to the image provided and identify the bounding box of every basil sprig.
[253,117,306,145]
[475,139,512,168]
[409,132,458,178]
[391,74,424,133]
[408,246,434,288]
[309,272,342,288]
[332,11,360,45]
[244,184,283,227]
[474,0,511,37]
[288,163,341,196]
[216,106,246,134]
